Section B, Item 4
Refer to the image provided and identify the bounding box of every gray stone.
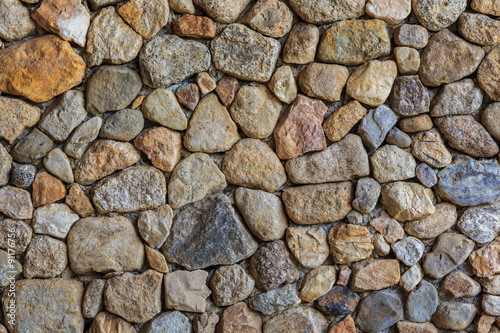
[211,24,280,82]
[287,0,365,24]
[0,0,36,41]
[394,24,429,49]
[141,89,188,131]
[386,127,412,148]
[0,249,22,287]
[458,202,500,244]
[392,237,425,266]
[92,166,166,214]
[357,105,398,151]
[436,155,500,206]
[140,34,210,88]
[315,285,360,316]
[0,144,12,186]
[430,79,483,117]
[482,294,500,316]
[249,284,301,315]
[141,311,192,333]
[64,116,103,158]
[416,163,438,187]
[163,194,258,270]
[210,264,255,307]
[0,219,32,254]
[352,177,381,214]
[100,109,144,141]
[413,0,467,31]
[32,203,79,238]
[43,148,74,183]
[406,280,438,322]
[82,279,105,319]
[0,186,33,219]
[11,129,53,163]
[23,235,67,279]
[356,291,404,333]
[10,162,36,188]
[138,205,173,248]
[193,0,251,23]
[432,302,476,331]
[391,75,430,116]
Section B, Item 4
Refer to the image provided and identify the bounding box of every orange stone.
[370,216,405,244]
[173,14,216,39]
[65,183,95,217]
[215,76,240,107]
[32,170,67,207]
[329,315,356,333]
[470,237,500,277]
[176,83,200,111]
[0,35,86,103]
[134,127,183,172]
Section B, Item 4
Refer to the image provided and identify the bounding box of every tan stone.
[458,12,500,46]
[32,203,79,239]
[83,279,105,319]
[32,170,67,207]
[89,311,136,333]
[411,129,452,168]
[134,127,182,172]
[399,114,433,132]
[165,270,211,313]
[117,0,169,38]
[173,14,216,39]
[405,202,457,239]
[370,217,404,244]
[298,63,349,102]
[300,265,337,302]
[366,0,411,24]
[370,145,416,183]
[400,264,424,292]
[0,97,41,144]
[282,23,319,65]
[210,264,254,307]
[470,237,500,277]
[350,259,400,292]
[218,302,262,333]
[286,227,329,269]
[194,311,219,333]
[145,245,169,274]
[65,184,95,218]
[197,72,216,95]
[381,181,435,221]
[138,205,173,248]
[244,0,293,38]
[323,101,366,142]
[263,306,327,333]
[397,322,438,333]
[478,46,500,102]
[192,0,251,23]
[394,46,420,75]
[328,223,373,264]
[471,0,500,15]
[0,186,33,219]
[337,265,352,286]
[141,89,188,131]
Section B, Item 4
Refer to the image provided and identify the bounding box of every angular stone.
[83,279,105,319]
[298,63,349,102]
[282,23,319,65]
[0,186,33,219]
[68,216,145,275]
[32,171,66,207]
[329,224,373,264]
[371,145,416,183]
[398,322,438,333]
[480,275,500,295]
[360,107,399,153]
[350,259,400,292]
[386,126,412,148]
[142,89,188,131]
[89,311,136,333]
[400,264,424,292]
[287,0,364,24]
[470,238,500,277]
[318,20,390,66]
[286,227,329,268]
[249,283,301,315]
[100,109,144,142]
[0,97,40,144]
[472,0,500,15]
[0,219,31,254]
[211,24,280,82]
[134,127,182,172]
[163,194,258,270]
[381,182,435,221]
[405,203,457,239]
[419,29,484,87]
[316,285,359,316]
[0,250,22,287]
[193,0,251,23]
[391,75,429,117]
[117,0,169,39]
[411,129,451,168]
[193,311,219,333]
[482,102,500,140]
[458,12,500,46]
[395,24,429,49]
[173,14,216,39]
[32,203,79,239]
[439,269,481,299]
[366,0,411,24]
[406,280,438,322]
[137,205,172,249]
[176,83,200,111]
[300,266,337,302]
[164,270,211,313]
[219,302,262,333]
[323,101,366,143]
[352,178,380,215]
[329,316,356,333]
[286,134,370,184]
[263,306,327,333]
[432,302,476,331]
[92,166,166,213]
[64,117,103,158]
[478,46,500,101]
[478,315,496,333]
[142,311,192,333]
[0,145,11,187]
[145,245,169,274]
[394,46,421,75]
[23,235,67,278]
[43,148,73,184]
[197,72,216,95]
[210,264,254,307]
[370,216,404,244]
[458,202,500,244]
[215,76,239,107]
[65,184,94,217]
[355,291,404,333]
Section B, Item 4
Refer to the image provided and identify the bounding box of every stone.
[366,0,411,24]
[134,127,182,172]
[0,0,35,41]
[86,7,142,67]
[193,311,219,333]
[173,14,216,39]
[176,83,200,111]
[32,171,66,207]
[100,109,144,142]
[0,97,41,144]
[478,315,496,333]
[43,148,73,184]
[394,24,428,48]
[286,227,329,268]
[11,129,53,164]
[193,0,251,23]
[373,232,391,256]
[0,145,11,187]
[282,182,354,225]
[88,0,120,9]
[250,240,299,291]
[391,75,430,117]
[458,12,500,46]
[413,0,466,31]
[329,316,356,333]
[211,24,280,82]
[381,182,435,221]
[478,46,500,101]
[244,0,293,38]
[0,219,32,254]
[67,216,145,274]
[234,187,287,241]
[210,264,254,307]
[285,134,370,184]
[184,93,239,153]
[458,202,500,244]
[168,153,226,209]
[392,237,425,266]
[422,233,474,279]
[142,89,188,131]
[298,63,349,102]
[472,0,500,15]
[406,280,438,322]
[411,129,452,168]
[1,278,84,333]
[432,302,476,331]
[32,204,79,239]
[419,29,484,87]
[416,163,438,187]
[92,166,166,213]
[0,186,33,219]
[337,265,352,286]
[197,72,216,95]
[0,250,22,287]
[165,270,211,313]
[439,269,481,299]
[145,245,169,273]
[397,322,438,333]
[348,61,398,107]
[64,117,103,158]
[222,138,287,192]
[65,184,95,217]
[263,306,327,333]
[355,291,404,333]
[249,283,301,315]
[282,23,319,65]
[436,156,500,206]
[104,270,163,323]
[370,145,416,183]
[38,90,87,142]
[169,0,195,14]
[215,76,240,107]
[23,235,67,278]
[117,0,169,39]
[370,217,404,244]
[387,126,412,148]
[0,35,85,103]
[480,275,500,295]
[470,238,500,277]
[482,103,500,140]
[89,311,136,333]
[316,285,359,316]
[405,203,457,239]
[219,302,262,333]
[230,84,282,139]
[83,279,105,319]
[358,105,399,151]
[140,34,210,88]
[142,311,192,333]
[323,101,366,143]
[400,264,424,292]
[318,20,390,66]
[32,0,90,47]
[329,224,373,264]
[138,205,173,249]
[163,194,258,270]
[394,46,421,75]
[300,266,337,302]
[350,259,400,292]
[86,66,142,115]
[287,0,365,24]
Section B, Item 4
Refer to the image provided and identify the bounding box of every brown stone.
[274,94,327,160]
[477,315,496,333]
[316,286,360,317]
[0,186,33,219]
[298,63,349,102]
[411,128,452,168]
[89,311,136,333]
[471,0,500,15]
[192,0,251,23]
[391,75,430,116]
[23,235,67,279]
[218,302,262,333]
[282,23,319,64]
[176,83,200,111]
[323,101,367,142]
[478,46,500,102]
[173,14,216,39]
[145,245,169,273]
[350,259,400,292]
[286,227,329,269]
[337,265,352,286]
[370,217,404,244]
[394,46,421,75]
[470,237,500,277]
[215,76,240,107]
[117,0,169,39]
[194,311,219,333]
[329,316,356,333]
[134,127,182,172]
[65,183,95,217]
[328,224,374,264]
[458,13,500,46]
[197,72,216,95]
[0,219,32,254]
[0,97,41,144]
[439,269,481,299]
[32,170,67,207]
[405,202,457,239]
[397,322,438,333]
[300,266,337,302]
[0,35,86,103]
[399,114,433,133]
[83,279,105,319]
[244,0,293,38]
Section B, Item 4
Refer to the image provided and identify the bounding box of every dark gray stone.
[352,177,381,214]
[248,283,301,315]
[10,162,37,188]
[406,280,438,322]
[386,126,412,148]
[315,285,360,316]
[100,109,144,141]
[432,302,476,331]
[141,311,192,333]
[416,163,438,187]
[356,291,404,333]
[391,75,430,116]
[11,129,53,163]
[357,105,398,151]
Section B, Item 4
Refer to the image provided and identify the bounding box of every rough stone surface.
[316,285,360,316]
[323,101,366,143]
[164,270,211,313]
[0,97,41,144]
[193,311,218,333]
[472,0,500,15]
[23,235,67,278]
[405,203,457,239]
[0,186,33,219]
[0,250,22,287]
[117,0,169,39]
[249,283,301,315]
[287,0,365,24]
[391,75,430,117]
[482,102,500,140]
[470,238,500,277]
[134,127,182,172]
[353,178,381,213]
[458,202,500,244]
[394,24,429,48]
[282,23,319,65]
[11,128,53,164]
[65,183,95,217]
[400,264,424,292]
[83,279,105,319]
[0,219,32,254]
[0,145,12,187]
[215,76,239,107]
[219,302,262,333]
[370,145,416,183]
[478,46,500,102]
[355,291,404,333]
[32,203,79,239]
[0,0,35,41]
[416,163,438,187]
[43,148,73,184]
[300,266,337,302]
[298,63,349,102]
[439,269,481,299]
[381,181,435,221]
[392,237,425,266]
[413,0,466,31]
[64,117,103,158]
[459,12,500,46]
[145,245,169,274]
[329,224,374,264]
[329,316,356,333]
[286,227,329,268]
[32,171,66,207]
[394,46,421,75]
[370,216,404,244]
[358,105,399,151]
[366,0,411,24]
[244,0,293,38]
[193,0,251,23]
[263,306,327,333]
[173,14,216,39]
[350,259,400,292]
[432,302,476,331]
[100,109,144,142]
[176,83,200,111]
[138,205,173,248]
[142,89,188,130]
[411,128,452,168]
[141,311,192,333]
[210,264,254,307]
[89,311,136,333]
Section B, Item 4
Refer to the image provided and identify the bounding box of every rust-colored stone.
[470,237,500,277]
[215,76,240,107]
[176,83,200,111]
[350,258,401,292]
[134,127,182,172]
[65,184,95,217]
[32,170,67,208]
[329,315,356,333]
[173,14,216,39]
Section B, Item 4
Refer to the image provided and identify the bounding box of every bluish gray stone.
[11,129,53,163]
[406,280,438,322]
[357,105,398,151]
[100,108,144,141]
[141,311,191,333]
[352,177,381,214]
[249,283,301,315]
[386,126,412,148]
[356,291,404,333]
[416,163,438,187]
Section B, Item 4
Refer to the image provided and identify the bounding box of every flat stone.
[100,109,144,142]
[230,83,282,139]
[329,224,373,264]
[219,302,262,333]
[358,105,399,152]
[355,291,404,333]
[0,186,33,219]
[329,316,356,333]
[104,270,162,323]
[282,23,319,64]
[436,156,500,206]
[249,283,301,315]
[419,29,484,87]
[350,259,400,292]
[32,203,79,239]
[89,312,136,333]
[470,238,500,277]
[432,302,476,331]
[138,205,172,249]
[386,126,412,148]
[142,89,188,131]
[0,250,22,287]
[391,75,429,117]
[222,138,287,192]
[366,0,411,24]
[1,278,84,333]
[142,311,192,333]
[86,7,142,67]
[11,129,53,164]
[244,0,293,38]
[285,134,370,184]
[67,216,145,275]
[64,117,103,158]
[282,182,354,225]
[478,46,500,101]
[405,202,457,239]
[323,101,366,143]
[140,34,210,88]
[168,152,226,209]
[318,20,390,66]
[193,0,251,23]
[398,322,438,333]
[164,270,211,313]
[193,311,218,333]
[458,202,500,244]
[439,269,481,299]
[298,63,349,102]
[381,181,435,221]
[316,285,359,316]
[145,245,169,273]
[197,72,216,95]
[400,264,424,292]
[234,187,288,241]
[0,219,32,254]
[287,0,365,24]
[173,14,216,39]
[300,266,337,302]
[370,145,416,183]
[176,83,200,111]
[210,264,254,307]
[215,76,239,107]
[471,0,500,15]
[83,279,105,319]
[23,235,67,278]
[411,128,452,168]
[394,24,429,48]
[32,171,66,207]
[134,127,182,172]
[394,46,420,75]
[458,12,500,46]
[399,115,433,133]
[413,0,466,31]
[43,148,73,184]
[117,0,169,38]
[407,280,438,323]
[211,24,280,82]
[370,216,404,244]
[422,232,474,279]
[0,35,85,103]
[482,102,500,140]
[92,166,166,213]
[286,227,329,268]
[65,184,95,217]
[0,0,35,41]
[0,97,41,144]
[263,306,327,333]
[163,194,258,270]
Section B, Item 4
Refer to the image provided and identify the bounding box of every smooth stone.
[43,148,73,183]
[134,127,182,172]
[88,0,121,9]
[478,46,500,101]
[243,0,293,38]
[0,0,35,41]
[100,109,144,141]
[405,202,457,239]
[192,0,251,23]
[299,266,337,302]
[374,231,395,255]
[323,101,366,143]
[366,0,411,24]
[413,0,466,31]
[439,270,481,299]
[298,63,349,102]
[381,181,435,221]
[0,219,32,254]
[357,105,398,151]
[141,311,192,333]
[386,126,412,148]
[0,97,41,144]
[210,264,254,307]
[263,306,327,333]
[287,0,364,24]
[459,12,500,46]
[329,224,374,264]
[141,89,187,131]
[117,0,169,39]
[481,275,500,295]
[416,163,438,187]
[356,291,404,333]
[370,216,404,244]
[249,283,301,315]
[65,183,95,217]
[164,270,211,313]
[394,24,429,49]
[219,302,262,333]
[458,202,500,244]
[145,245,169,273]
[282,23,319,65]
[394,46,421,75]
[0,186,33,219]
[64,117,102,158]
[350,259,400,292]
[23,235,67,279]
[399,114,433,133]
[411,128,452,168]
[370,145,416,183]
[138,205,173,248]
[169,0,195,13]
[32,203,79,239]
[11,129,53,164]
[482,102,500,140]
[316,285,360,316]
[483,295,500,316]
[406,280,438,322]
[286,226,329,268]
[32,171,66,207]
[268,66,297,105]
[89,312,136,333]
[391,75,429,117]
[432,302,476,331]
